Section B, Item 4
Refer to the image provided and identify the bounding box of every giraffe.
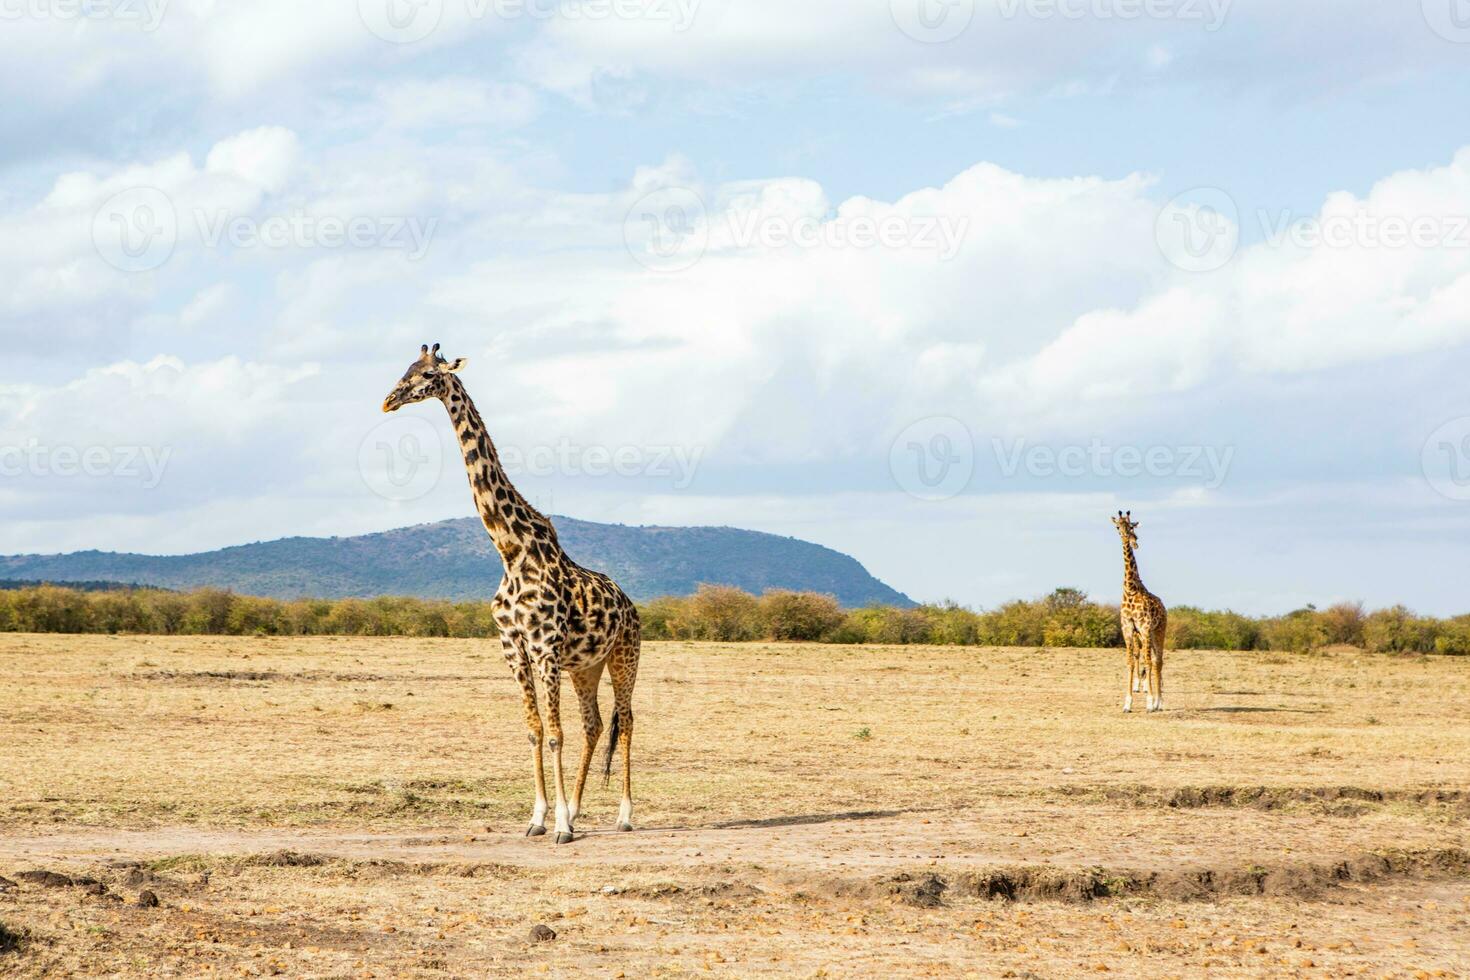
[382,344,642,843]
[1113,510,1166,713]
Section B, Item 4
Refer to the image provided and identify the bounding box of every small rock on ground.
[137,890,160,908]
[528,924,556,943]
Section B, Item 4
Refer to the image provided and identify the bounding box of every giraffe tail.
[602,709,621,789]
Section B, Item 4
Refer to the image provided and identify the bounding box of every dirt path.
[3,802,1465,877]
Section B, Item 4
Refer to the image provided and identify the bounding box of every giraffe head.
[1112,510,1140,548]
[381,343,467,413]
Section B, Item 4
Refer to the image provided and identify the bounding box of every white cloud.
[9,112,1470,467]
[0,0,1450,138]
[428,158,1166,454]
[0,128,303,346]
[0,355,318,445]
[370,147,1470,473]
[205,126,301,193]
[509,0,1457,112]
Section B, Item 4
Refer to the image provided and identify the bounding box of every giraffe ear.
[442,357,467,372]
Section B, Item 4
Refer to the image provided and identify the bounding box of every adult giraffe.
[1113,510,1166,714]
[382,344,641,842]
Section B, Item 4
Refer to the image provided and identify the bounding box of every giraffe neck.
[440,375,559,570]
[1122,539,1146,596]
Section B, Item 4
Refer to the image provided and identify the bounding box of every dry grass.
[0,633,1467,977]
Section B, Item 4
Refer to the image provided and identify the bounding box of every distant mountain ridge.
[0,517,914,608]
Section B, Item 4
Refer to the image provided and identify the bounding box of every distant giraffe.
[1113,510,1166,713]
[382,344,641,842]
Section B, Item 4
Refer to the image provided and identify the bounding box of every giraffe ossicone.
[382,344,642,842]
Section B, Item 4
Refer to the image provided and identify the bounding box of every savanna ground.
[0,635,1467,978]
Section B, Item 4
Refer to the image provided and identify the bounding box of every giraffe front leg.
[538,659,575,844]
[512,665,549,837]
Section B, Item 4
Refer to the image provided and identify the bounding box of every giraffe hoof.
[554,832,575,845]
[526,825,546,837]
[616,822,634,833]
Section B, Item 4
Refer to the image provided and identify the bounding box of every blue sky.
[2,0,1469,614]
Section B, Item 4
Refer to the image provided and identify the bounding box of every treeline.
[0,579,152,593]
[0,586,500,638]
[0,583,1466,654]
[643,586,1470,653]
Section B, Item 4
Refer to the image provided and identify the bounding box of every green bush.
[759,590,845,641]
[925,601,982,646]
[682,584,763,642]
[1260,608,1329,653]
[227,595,286,635]
[10,585,92,633]
[1039,589,1122,648]
[832,606,937,645]
[324,598,374,636]
[281,598,333,636]
[90,590,160,634]
[1167,606,1261,650]
[144,591,191,634]
[1320,601,1366,646]
[1434,616,1470,656]
[181,589,234,634]
[1363,605,1441,654]
[635,595,684,641]
[977,600,1047,647]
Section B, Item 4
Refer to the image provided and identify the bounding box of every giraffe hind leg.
[606,635,639,831]
[568,661,605,829]
[1148,635,1165,713]
[1123,628,1138,713]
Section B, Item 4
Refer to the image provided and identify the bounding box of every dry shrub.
[759,590,845,642]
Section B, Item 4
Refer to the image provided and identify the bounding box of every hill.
[0,517,913,608]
